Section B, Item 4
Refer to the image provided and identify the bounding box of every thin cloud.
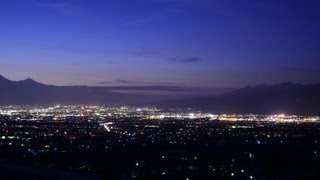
[168,57,201,63]
[100,79,174,85]
[101,86,234,92]
[101,79,143,84]
[102,86,186,91]
[70,60,118,67]
[98,86,236,95]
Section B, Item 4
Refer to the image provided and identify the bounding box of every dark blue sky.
[1,0,320,89]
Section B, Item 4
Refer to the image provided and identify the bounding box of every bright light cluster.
[0,105,319,123]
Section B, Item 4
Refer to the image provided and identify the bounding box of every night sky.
[1,0,320,90]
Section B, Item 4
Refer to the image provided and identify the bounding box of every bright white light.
[189,113,195,118]
[102,122,113,132]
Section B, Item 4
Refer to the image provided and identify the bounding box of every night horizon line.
[1,74,319,89]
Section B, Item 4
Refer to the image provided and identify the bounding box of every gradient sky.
[1,0,320,90]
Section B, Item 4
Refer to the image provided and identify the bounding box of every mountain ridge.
[1,75,320,115]
[0,75,147,105]
[160,82,320,115]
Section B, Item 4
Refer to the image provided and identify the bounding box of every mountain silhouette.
[161,82,320,115]
[1,75,320,115]
[0,76,147,105]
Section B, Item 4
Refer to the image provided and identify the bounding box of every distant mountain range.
[0,75,152,105]
[162,82,320,115]
[1,75,320,115]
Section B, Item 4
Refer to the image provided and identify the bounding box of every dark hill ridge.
[19,78,42,85]
[162,83,320,115]
[1,75,320,115]
[0,76,146,105]
[0,75,13,84]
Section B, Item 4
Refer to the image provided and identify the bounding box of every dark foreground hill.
[161,83,320,115]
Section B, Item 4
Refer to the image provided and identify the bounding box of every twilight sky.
[1,0,320,90]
